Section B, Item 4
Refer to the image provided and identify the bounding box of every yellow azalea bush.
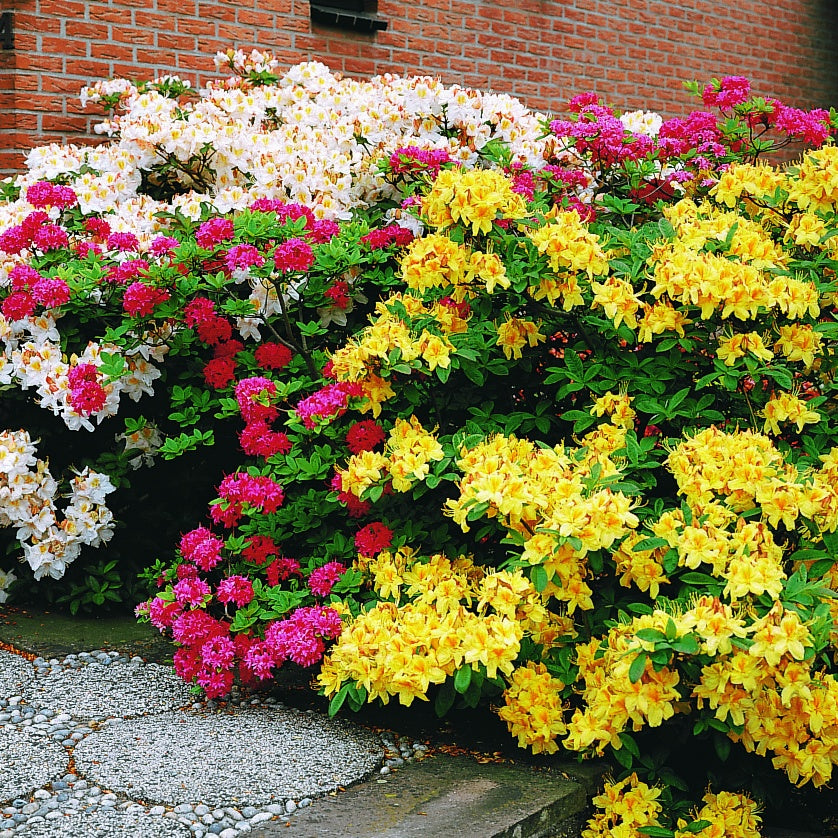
[307,122,838,831]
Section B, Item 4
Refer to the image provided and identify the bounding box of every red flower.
[346,420,385,454]
[355,522,393,557]
[254,342,293,371]
[203,357,237,389]
[242,535,279,565]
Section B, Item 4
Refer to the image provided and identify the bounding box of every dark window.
[309,1,387,33]
[1,12,14,50]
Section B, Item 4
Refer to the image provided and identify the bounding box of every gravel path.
[0,729,67,803]
[0,648,401,838]
[73,709,381,807]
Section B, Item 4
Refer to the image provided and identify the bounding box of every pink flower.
[173,576,211,606]
[105,258,149,285]
[308,561,346,597]
[567,92,600,112]
[702,76,751,110]
[106,231,140,252]
[238,421,292,458]
[355,522,393,558]
[216,575,254,607]
[308,219,340,243]
[76,242,102,258]
[235,376,279,423]
[273,237,314,272]
[0,225,29,255]
[261,606,343,667]
[1,291,36,321]
[67,363,107,416]
[10,265,42,289]
[32,224,69,251]
[295,382,362,429]
[195,217,234,248]
[200,635,236,668]
[176,563,198,580]
[217,472,285,513]
[171,610,227,646]
[196,667,234,699]
[173,646,203,682]
[122,282,170,317]
[773,104,831,146]
[148,597,183,630]
[26,181,77,209]
[243,640,278,679]
[389,146,451,177]
[31,278,71,308]
[183,297,217,326]
[179,527,224,571]
[225,243,265,271]
[149,235,179,256]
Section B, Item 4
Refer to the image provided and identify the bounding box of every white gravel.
[21,807,191,837]
[22,660,192,721]
[0,648,395,838]
[0,728,67,802]
[73,708,382,807]
[0,651,33,698]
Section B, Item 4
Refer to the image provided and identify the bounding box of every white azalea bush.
[0,50,558,606]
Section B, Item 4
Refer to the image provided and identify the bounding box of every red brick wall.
[2,0,837,173]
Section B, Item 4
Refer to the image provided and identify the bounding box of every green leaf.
[435,680,456,716]
[454,665,473,694]
[635,628,667,644]
[618,731,640,757]
[328,683,351,716]
[638,828,676,838]
[530,564,549,592]
[713,734,731,762]
[628,652,647,683]
[632,536,670,552]
[612,745,633,769]
[671,635,700,655]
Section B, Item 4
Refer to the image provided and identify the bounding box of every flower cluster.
[0,430,115,579]
[320,552,533,706]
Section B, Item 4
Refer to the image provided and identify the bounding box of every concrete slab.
[252,753,590,838]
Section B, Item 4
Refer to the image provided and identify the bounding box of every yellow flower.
[715,331,773,366]
[773,323,823,367]
[424,168,527,235]
[760,391,821,435]
[496,317,545,359]
[528,211,609,278]
[498,662,567,754]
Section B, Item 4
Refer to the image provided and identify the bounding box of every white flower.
[620,110,663,137]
